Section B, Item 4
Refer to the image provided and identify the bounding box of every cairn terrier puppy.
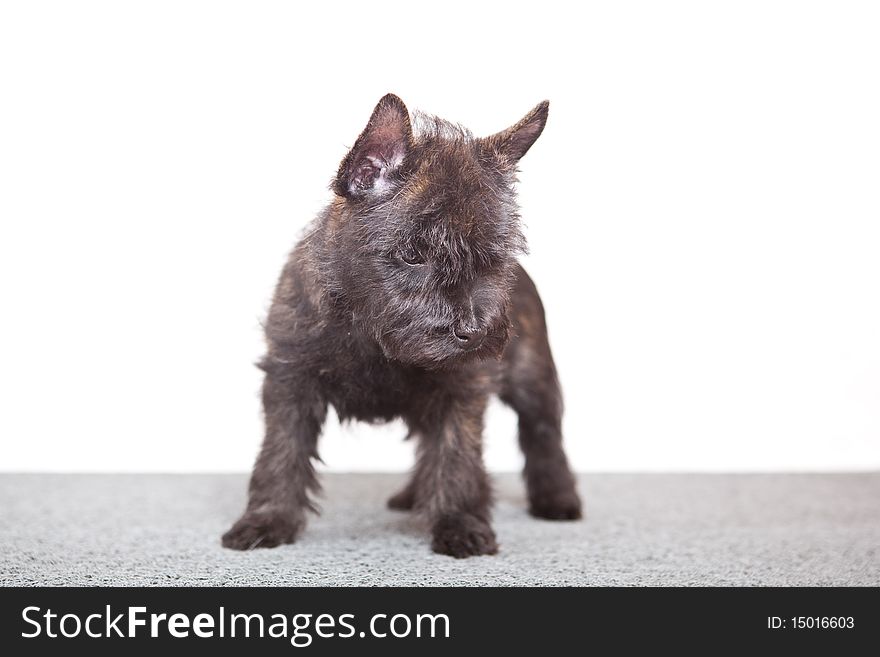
[222,94,581,557]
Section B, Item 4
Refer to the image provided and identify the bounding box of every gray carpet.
[1,473,878,586]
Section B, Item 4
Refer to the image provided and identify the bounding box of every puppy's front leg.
[411,396,497,558]
[222,372,326,550]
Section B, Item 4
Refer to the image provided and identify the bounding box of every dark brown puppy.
[222,94,581,558]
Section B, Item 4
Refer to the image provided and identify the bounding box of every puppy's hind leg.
[501,272,582,520]
[502,350,581,519]
[387,431,418,511]
[387,477,417,511]
[387,430,419,510]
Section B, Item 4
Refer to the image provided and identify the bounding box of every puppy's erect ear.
[334,93,412,198]
[481,100,549,164]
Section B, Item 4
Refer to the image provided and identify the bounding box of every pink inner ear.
[347,134,407,194]
[337,94,412,197]
[351,158,382,193]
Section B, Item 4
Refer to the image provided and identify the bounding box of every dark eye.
[399,250,425,266]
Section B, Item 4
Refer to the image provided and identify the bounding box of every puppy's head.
[329,94,548,368]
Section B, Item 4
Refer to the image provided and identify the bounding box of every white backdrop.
[1,1,878,473]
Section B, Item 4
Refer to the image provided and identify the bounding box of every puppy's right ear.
[334,94,413,198]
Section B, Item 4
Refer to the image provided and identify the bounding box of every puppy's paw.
[221,510,304,550]
[431,514,498,558]
[387,485,416,511]
[528,488,583,521]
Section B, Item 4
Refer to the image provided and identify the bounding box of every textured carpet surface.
[1,473,878,586]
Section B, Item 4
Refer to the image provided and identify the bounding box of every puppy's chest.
[315,354,420,423]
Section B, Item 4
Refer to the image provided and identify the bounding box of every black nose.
[453,326,486,351]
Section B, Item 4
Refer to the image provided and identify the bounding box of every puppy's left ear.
[334,93,413,198]
[481,100,549,164]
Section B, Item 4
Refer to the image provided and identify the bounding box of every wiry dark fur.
[222,94,581,558]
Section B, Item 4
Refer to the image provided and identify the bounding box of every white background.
[1,1,878,473]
